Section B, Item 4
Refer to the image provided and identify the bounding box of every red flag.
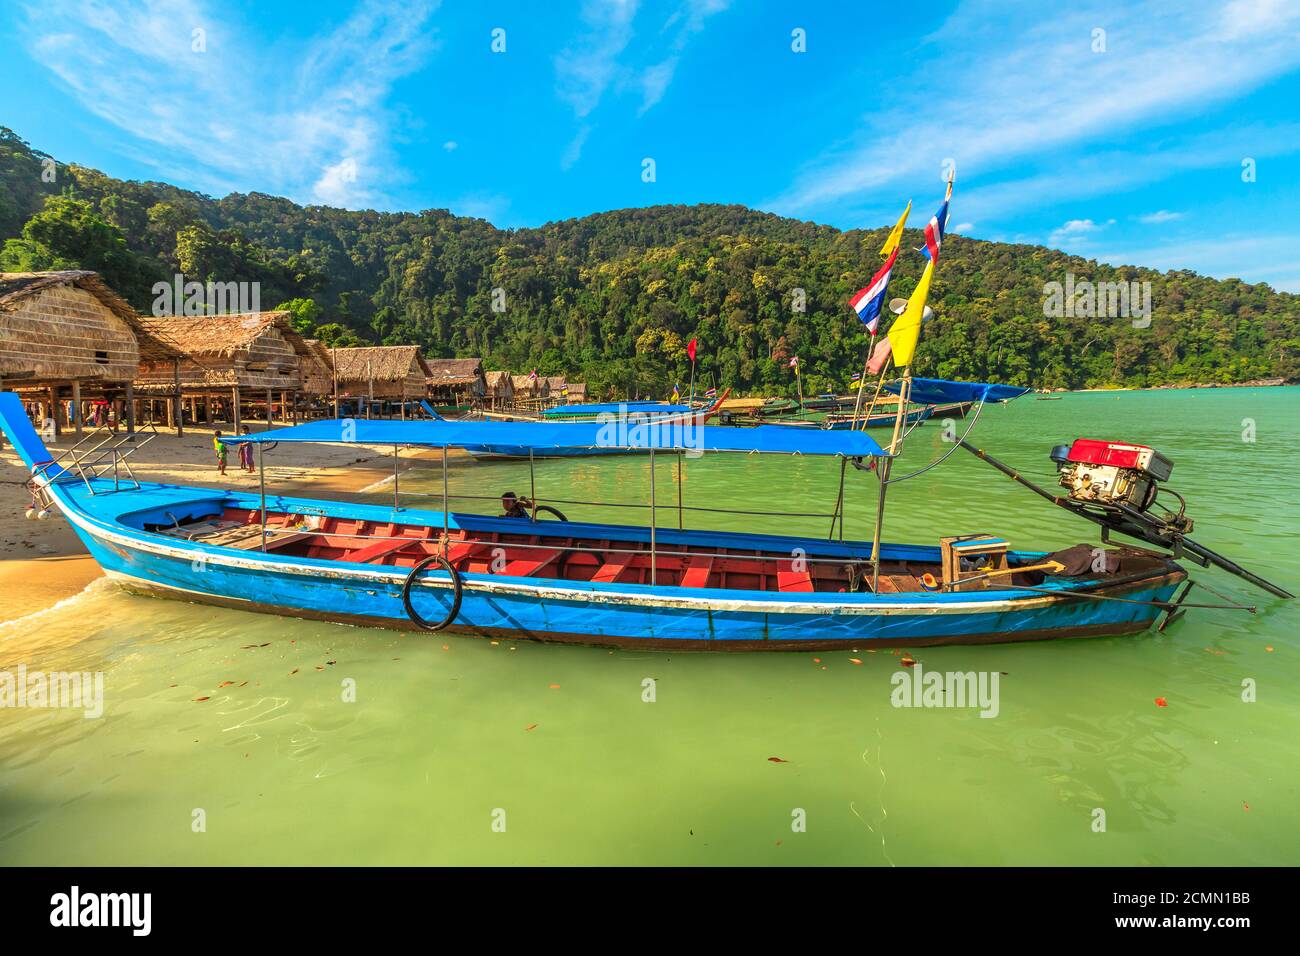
[687,338,698,362]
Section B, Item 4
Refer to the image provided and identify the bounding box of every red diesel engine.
[1049,439,1173,511]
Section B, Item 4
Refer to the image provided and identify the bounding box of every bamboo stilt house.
[0,270,179,437]
[134,311,313,430]
[332,346,431,417]
[484,370,514,409]
[300,338,336,397]
[424,357,486,410]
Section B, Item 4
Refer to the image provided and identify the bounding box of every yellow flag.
[879,200,912,258]
[887,259,934,368]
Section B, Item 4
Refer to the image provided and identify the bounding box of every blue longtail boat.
[2,382,1283,649]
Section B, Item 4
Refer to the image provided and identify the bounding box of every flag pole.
[870,368,911,591]
[689,357,696,405]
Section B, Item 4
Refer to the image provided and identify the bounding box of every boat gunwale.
[41,473,1186,615]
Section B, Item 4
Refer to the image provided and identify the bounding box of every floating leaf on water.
[767,756,789,763]
[289,668,299,676]
[1243,801,1251,811]
[217,681,234,688]
[1155,697,1168,707]
[549,683,561,689]
[193,696,210,702]
[525,723,539,731]
[849,658,863,665]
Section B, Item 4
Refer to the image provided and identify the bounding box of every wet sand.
[0,422,457,623]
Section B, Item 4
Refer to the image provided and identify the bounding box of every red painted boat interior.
[203,507,947,594]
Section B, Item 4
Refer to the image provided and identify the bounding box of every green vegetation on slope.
[2,127,1296,397]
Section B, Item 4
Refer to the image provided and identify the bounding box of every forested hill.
[2,127,1296,397]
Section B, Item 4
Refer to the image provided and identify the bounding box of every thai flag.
[704,386,717,398]
[848,248,898,334]
[922,200,949,261]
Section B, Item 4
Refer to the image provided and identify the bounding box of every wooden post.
[172,360,183,436]
[332,346,339,419]
[649,448,657,586]
[367,357,373,420]
[71,380,82,437]
[266,386,273,428]
[232,385,242,431]
[124,381,135,437]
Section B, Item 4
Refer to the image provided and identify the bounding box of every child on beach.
[238,425,255,472]
[213,430,228,475]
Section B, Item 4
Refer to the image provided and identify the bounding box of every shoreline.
[0,422,461,624]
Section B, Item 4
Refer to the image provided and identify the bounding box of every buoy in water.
[37,509,51,520]
[25,508,36,519]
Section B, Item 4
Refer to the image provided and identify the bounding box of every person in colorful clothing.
[213,430,228,475]
[238,425,255,472]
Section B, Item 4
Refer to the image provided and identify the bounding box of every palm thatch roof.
[485,370,512,387]
[137,311,308,359]
[0,270,179,366]
[425,357,485,387]
[333,346,430,382]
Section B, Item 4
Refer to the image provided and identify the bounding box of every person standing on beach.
[213,430,228,476]
[238,425,255,472]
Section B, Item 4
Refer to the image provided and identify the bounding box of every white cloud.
[21,0,439,209]
[769,0,1300,215]
[1048,217,1115,245]
[1138,210,1183,224]
[1094,233,1300,292]
[554,0,641,118]
[555,0,730,120]
[443,141,458,151]
[560,125,592,171]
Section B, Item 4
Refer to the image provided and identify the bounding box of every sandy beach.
[0,421,454,623]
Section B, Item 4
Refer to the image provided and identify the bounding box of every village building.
[0,271,179,437]
[483,370,514,409]
[424,357,486,410]
[331,346,431,418]
[135,311,313,431]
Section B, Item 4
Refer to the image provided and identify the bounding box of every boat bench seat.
[502,548,563,577]
[591,550,636,583]
[776,569,815,592]
[679,556,714,589]
[347,535,425,564]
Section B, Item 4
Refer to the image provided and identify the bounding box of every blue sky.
[3,0,1300,289]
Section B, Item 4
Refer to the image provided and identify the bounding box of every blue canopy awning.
[222,418,890,457]
[884,378,1031,405]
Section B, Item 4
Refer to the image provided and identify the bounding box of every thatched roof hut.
[511,373,539,398]
[0,271,177,388]
[564,382,588,403]
[332,346,430,400]
[300,339,336,397]
[425,357,486,402]
[484,370,513,406]
[135,312,311,393]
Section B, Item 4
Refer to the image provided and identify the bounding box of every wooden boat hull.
[37,475,1183,650]
[0,395,1185,650]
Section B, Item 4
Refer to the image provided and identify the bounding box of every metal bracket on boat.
[401,555,463,631]
[1158,580,1196,632]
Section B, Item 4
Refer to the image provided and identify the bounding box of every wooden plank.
[776,568,814,592]
[679,555,714,589]
[347,536,420,564]
[591,550,635,583]
[502,548,563,577]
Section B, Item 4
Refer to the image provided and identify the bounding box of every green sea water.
[1,387,1297,865]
